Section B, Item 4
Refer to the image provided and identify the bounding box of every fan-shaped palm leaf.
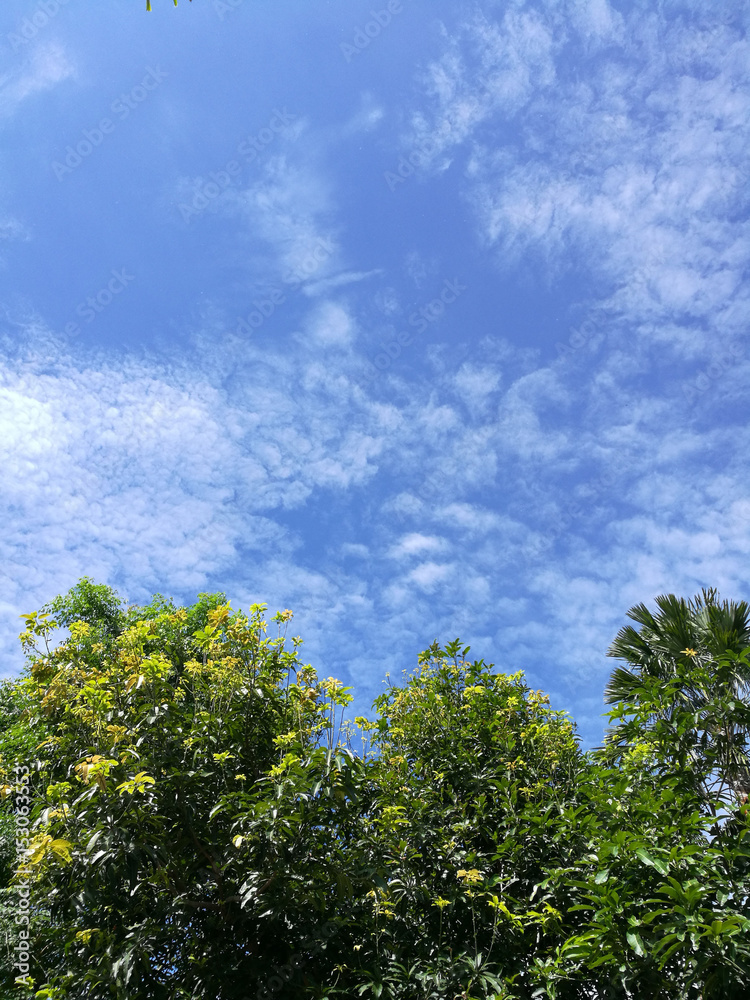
[604,589,750,804]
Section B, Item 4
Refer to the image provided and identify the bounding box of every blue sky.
[1,0,748,745]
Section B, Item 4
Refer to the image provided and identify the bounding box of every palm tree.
[604,589,750,804]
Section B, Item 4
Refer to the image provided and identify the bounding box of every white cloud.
[388,533,449,559]
[232,155,339,285]
[414,4,750,365]
[568,0,624,45]
[303,300,356,347]
[453,362,500,399]
[407,561,451,591]
[407,8,558,163]
[0,43,74,118]
[0,330,388,672]
[302,269,383,297]
[342,103,385,134]
[0,219,29,243]
[341,543,370,559]
[3,306,750,746]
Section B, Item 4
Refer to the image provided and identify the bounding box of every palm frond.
[603,666,642,706]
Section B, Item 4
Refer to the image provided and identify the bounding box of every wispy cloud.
[0,43,73,118]
[302,269,383,297]
[388,533,449,560]
[0,219,28,242]
[3,302,750,745]
[231,154,339,285]
[302,300,356,347]
[0,217,30,267]
[0,328,383,667]
[408,3,749,362]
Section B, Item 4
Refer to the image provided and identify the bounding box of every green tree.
[6,581,750,999]
[548,655,750,998]
[0,678,51,999]
[605,589,750,804]
[302,640,587,999]
[14,586,343,999]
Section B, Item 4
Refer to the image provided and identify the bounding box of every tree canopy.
[0,582,748,998]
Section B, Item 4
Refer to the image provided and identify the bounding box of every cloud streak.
[0,43,73,118]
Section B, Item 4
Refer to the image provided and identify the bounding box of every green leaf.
[635,848,669,875]
[626,931,645,957]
